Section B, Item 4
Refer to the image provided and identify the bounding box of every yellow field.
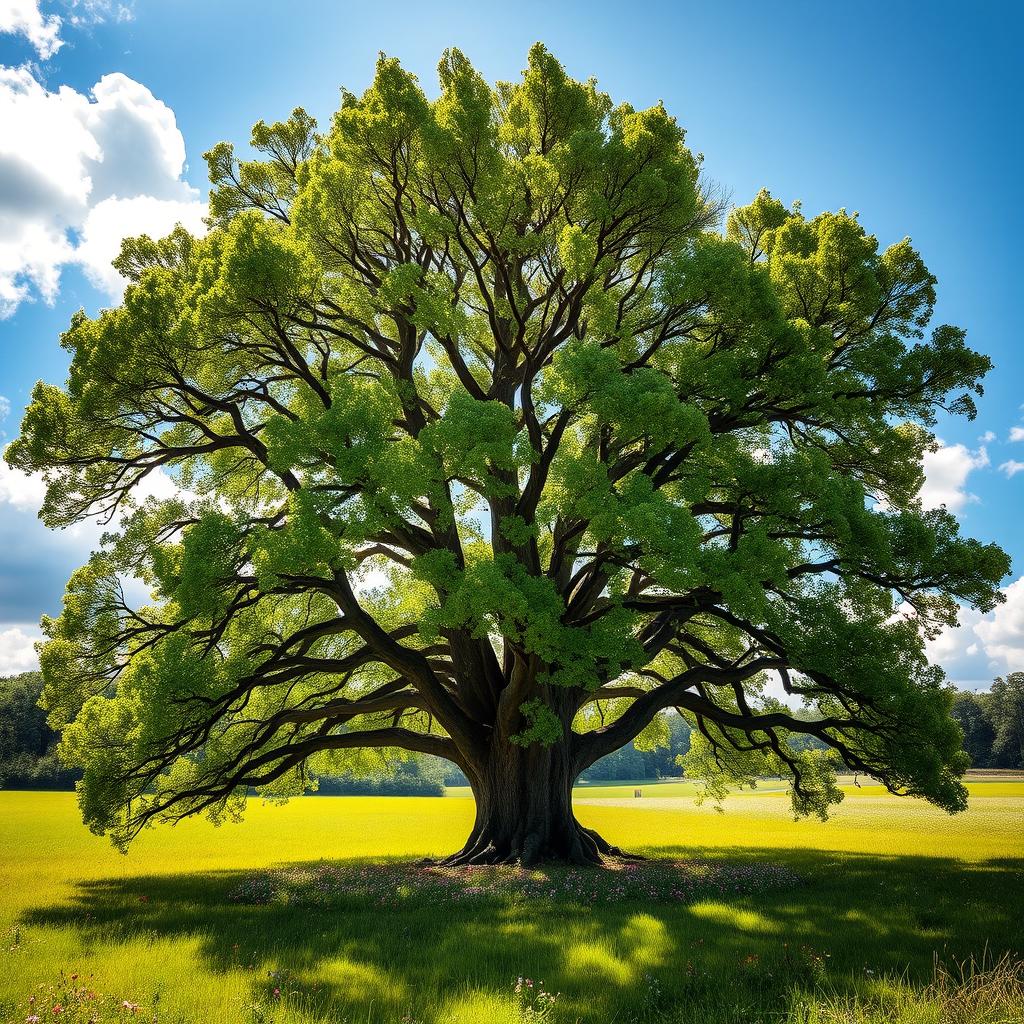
[1,786,1022,1023]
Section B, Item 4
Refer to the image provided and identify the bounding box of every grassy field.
[1,784,1022,1024]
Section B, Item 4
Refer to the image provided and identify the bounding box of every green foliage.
[312,754,446,795]
[0,672,79,789]
[511,698,564,747]
[963,673,1024,770]
[3,44,1011,850]
[952,690,998,769]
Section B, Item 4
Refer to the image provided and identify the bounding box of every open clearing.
[1,783,1022,1023]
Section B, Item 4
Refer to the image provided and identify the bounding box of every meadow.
[1,780,1022,1024]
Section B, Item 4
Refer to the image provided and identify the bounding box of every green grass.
[445,775,1024,800]
[1,786,1022,1024]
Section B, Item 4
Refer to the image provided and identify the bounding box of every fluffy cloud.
[974,577,1024,672]
[1009,427,1024,442]
[0,623,41,674]
[0,0,62,58]
[999,460,1024,479]
[75,194,207,295]
[0,461,46,511]
[0,64,205,317]
[925,576,1024,690]
[918,440,989,514]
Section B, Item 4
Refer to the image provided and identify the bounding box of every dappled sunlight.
[2,793,1022,1023]
[688,902,780,935]
[12,849,1022,1023]
[304,958,404,1003]
[564,937,634,984]
[621,912,674,968]
[431,988,522,1024]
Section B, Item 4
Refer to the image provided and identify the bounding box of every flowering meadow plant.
[227,858,802,910]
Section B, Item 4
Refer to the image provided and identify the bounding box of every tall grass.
[788,954,1024,1024]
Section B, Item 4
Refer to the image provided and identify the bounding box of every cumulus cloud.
[1009,427,1024,442]
[0,64,206,317]
[0,0,63,58]
[75,194,207,295]
[999,460,1024,478]
[974,577,1024,672]
[925,576,1024,690]
[0,461,46,512]
[979,430,996,443]
[918,440,989,514]
[0,623,41,674]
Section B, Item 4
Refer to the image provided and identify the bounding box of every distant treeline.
[951,673,1024,770]
[0,673,79,789]
[3,670,1021,791]
[313,757,447,796]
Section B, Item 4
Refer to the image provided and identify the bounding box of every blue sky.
[0,0,1021,683]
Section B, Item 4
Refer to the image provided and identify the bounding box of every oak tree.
[8,46,1009,863]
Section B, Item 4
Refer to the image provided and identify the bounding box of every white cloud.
[979,430,996,443]
[0,460,189,518]
[0,623,41,674]
[1009,427,1024,442]
[974,577,1024,673]
[925,604,984,666]
[919,440,989,514]
[0,1,135,61]
[76,194,206,295]
[65,0,134,28]
[0,65,205,317]
[0,0,62,58]
[925,576,1024,689]
[0,461,46,512]
[998,460,1024,479]
[0,394,10,421]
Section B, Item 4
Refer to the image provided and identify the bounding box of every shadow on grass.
[20,848,1024,1023]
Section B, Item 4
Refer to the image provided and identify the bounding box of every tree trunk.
[444,738,634,866]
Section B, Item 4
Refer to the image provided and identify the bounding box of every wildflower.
[26,1016,41,1023]
[273,988,281,999]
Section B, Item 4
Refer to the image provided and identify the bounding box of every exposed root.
[441,821,641,867]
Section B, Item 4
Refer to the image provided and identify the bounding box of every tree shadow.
[19,848,1024,1023]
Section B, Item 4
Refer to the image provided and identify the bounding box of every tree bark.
[444,738,635,866]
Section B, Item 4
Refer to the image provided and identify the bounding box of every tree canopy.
[6,44,1009,862]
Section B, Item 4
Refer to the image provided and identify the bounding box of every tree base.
[446,743,645,866]
[437,822,644,867]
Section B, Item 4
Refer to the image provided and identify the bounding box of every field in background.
[1,785,1022,1023]
[446,772,1024,800]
